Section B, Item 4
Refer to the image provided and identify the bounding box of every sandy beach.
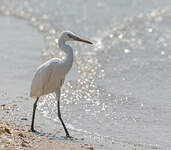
[0,118,105,150]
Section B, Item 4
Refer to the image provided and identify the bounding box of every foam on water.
[0,1,171,150]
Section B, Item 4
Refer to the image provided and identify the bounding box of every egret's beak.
[74,36,93,45]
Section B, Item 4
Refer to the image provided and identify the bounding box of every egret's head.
[60,31,93,44]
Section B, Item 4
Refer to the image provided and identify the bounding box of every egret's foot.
[65,135,84,141]
[65,134,73,139]
[30,127,37,133]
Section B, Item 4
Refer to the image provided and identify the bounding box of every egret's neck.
[58,38,73,74]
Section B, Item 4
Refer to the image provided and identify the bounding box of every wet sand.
[0,16,43,102]
[0,119,104,150]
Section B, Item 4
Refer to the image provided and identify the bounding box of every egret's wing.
[30,61,53,98]
[30,59,66,98]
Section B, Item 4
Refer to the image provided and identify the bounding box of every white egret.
[30,31,93,137]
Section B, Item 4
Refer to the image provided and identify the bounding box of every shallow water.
[0,0,171,150]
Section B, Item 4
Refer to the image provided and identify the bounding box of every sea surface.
[0,0,171,149]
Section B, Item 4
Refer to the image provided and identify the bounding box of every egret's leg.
[56,89,70,137]
[31,97,39,132]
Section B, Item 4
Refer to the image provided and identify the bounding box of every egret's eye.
[68,34,73,38]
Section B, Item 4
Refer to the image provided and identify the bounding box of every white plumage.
[30,58,65,98]
[30,31,92,137]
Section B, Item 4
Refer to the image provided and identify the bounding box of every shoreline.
[0,118,105,150]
